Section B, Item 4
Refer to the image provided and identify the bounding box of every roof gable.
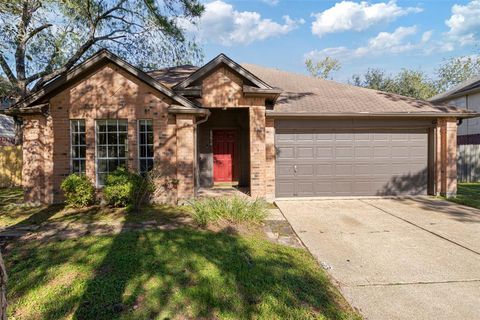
[173,53,274,90]
[429,76,480,102]
[11,49,200,111]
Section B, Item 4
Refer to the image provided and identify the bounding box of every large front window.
[70,120,86,175]
[96,120,128,185]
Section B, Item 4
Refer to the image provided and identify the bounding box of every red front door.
[213,130,237,182]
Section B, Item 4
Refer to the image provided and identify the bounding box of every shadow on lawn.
[9,224,350,319]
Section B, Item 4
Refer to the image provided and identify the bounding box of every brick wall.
[24,63,180,203]
[265,118,275,200]
[249,106,266,198]
[436,117,458,197]
[175,114,195,202]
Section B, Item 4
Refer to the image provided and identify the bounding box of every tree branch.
[25,23,53,42]
[0,54,17,85]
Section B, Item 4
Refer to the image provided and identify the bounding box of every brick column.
[176,114,196,201]
[249,106,266,198]
[265,118,275,201]
[436,118,457,197]
[22,114,54,204]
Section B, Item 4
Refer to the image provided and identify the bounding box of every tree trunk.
[0,251,7,320]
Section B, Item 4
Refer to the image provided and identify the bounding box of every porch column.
[249,106,266,198]
[436,118,458,197]
[176,114,196,202]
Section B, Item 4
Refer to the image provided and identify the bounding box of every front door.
[213,130,237,182]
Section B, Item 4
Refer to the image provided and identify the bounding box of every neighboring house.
[7,49,477,204]
[429,78,480,182]
[0,98,15,146]
[0,115,15,146]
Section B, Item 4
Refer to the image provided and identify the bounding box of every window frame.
[137,119,154,175]
[70,119,86,175]
[95,119,129,186]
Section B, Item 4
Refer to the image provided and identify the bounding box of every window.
[70,120,86,175]
[96,120,128,185]
[138,120,154,174]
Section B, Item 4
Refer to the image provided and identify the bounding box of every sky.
[182,0,480,82]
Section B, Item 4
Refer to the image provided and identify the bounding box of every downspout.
[193,111,211,196]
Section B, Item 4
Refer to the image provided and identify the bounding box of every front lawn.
[0,188,187,227]
[6,229,359,320]
[448,183,480,209]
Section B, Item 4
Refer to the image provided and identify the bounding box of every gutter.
[265,111,480,119]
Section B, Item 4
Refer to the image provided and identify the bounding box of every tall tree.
[436,55,480,92]
[305,57,341,80]
[351,68,438,100]
[0,0,204,100]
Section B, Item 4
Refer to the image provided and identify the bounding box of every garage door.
[275,128,429,197]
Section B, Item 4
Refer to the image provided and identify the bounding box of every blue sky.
[183,0,480,82]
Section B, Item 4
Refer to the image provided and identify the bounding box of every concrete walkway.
[276,197,480,320]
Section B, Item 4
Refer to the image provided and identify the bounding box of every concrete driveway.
[275,197,480,320]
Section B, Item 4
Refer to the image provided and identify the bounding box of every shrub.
[60,174,95,207]
[103,167,152,208]
[187,196,268,226]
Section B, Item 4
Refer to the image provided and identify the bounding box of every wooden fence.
[458,144,480,183]
[0,146,21,188]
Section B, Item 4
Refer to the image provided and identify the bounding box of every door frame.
[211,128,239,183]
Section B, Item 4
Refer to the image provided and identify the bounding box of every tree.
[436,55,480,92]
[351,68,438,100]
[0,0,205,100]
[305,57,341,79]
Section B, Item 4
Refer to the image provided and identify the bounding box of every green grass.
[188,197,268,226]
[0,188,188,227]
[6,229,360,320]
[448,183,480,209]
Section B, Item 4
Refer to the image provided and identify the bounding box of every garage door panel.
[297,146,315,159]
[276,146,294,159]
[276,128,429,197]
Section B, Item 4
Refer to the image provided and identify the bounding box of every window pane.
[118,133,127,146]
[97,121,107,132]
[72,160,80,173]
[118,159,126,168]
[79,146,86,158]
[145,121,153,132]
[147,132,154,144]
[140,132,146,145]
[146,145,154,157]
[107,120,117,132]
[140,145,146,158]
[118,120,128,132]
[78,121,85,133]
[98,133,107,145]
[107,132,118,145]
[98,159,108,172]
[140,159,147,173]
[98,173,107,186]
[107,146,116,157]
[118,146,126,158]
[97,146,107,158]
[147,159,153,172]
[108,159,118,172]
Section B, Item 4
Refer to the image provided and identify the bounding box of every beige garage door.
[275,129,429,197]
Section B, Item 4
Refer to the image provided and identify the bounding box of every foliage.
[447,183,480,209]
[6,229,360,319]
[187,196,268,226]
[0,0,205,99]
[103,167,148,208]
[305,57,341,79]
[351,68,438,100]
[436,56,480,92]
[60,174,95,207]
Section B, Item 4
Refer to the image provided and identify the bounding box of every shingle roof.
[148,65,199,88]
[428,75,480,103]
[146,61,476,117]
[241,63,474,117]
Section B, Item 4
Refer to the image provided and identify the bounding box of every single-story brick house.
[7,49,477,204]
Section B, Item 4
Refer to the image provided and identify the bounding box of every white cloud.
[446,1,480,40]
[305,26,450,61]
[261,0,279,6]
[311,0,422,37]
[181,0,303,45]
